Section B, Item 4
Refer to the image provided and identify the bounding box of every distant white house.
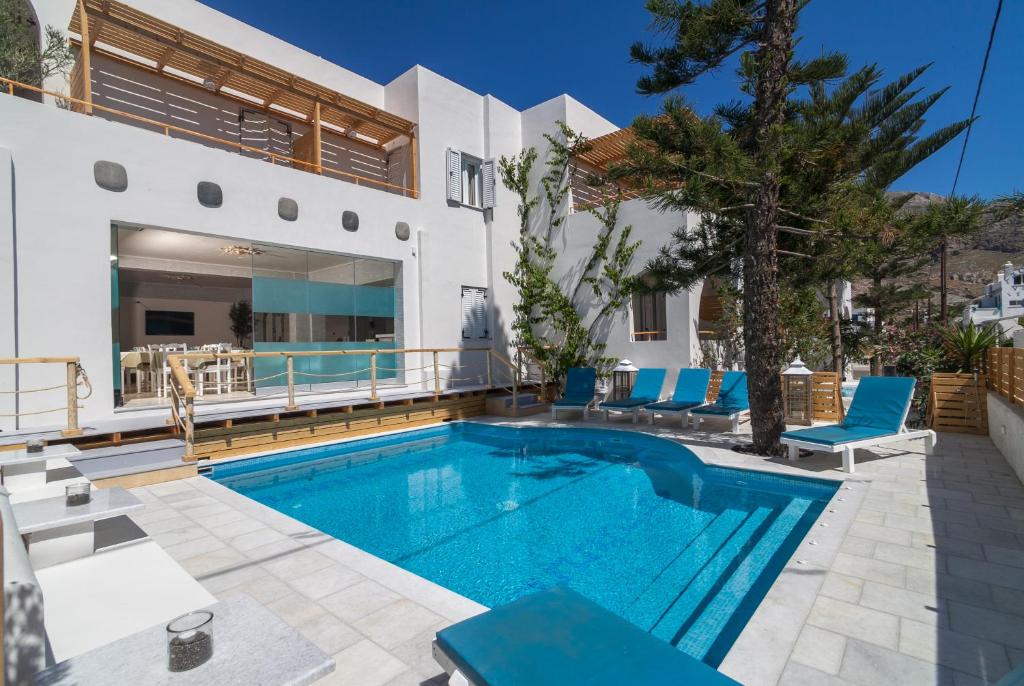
[964,262,1024,335]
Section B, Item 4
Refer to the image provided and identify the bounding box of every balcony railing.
[0,76,419,198]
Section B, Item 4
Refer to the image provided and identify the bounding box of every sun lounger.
[780,376,936,473]
[433,586,740,686]
[645,368,712,427]
[599,368,666,424]
[550,368,597,420]
[689,371,749,433]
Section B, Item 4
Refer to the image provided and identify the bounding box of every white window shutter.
[461,287,488,339]
[447,148,462,202]
[481,159,496,209]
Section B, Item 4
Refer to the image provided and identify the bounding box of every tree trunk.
[743,0,797,456]
[939,238,948,323]
[829,281,844,377]
[870,275,883,375]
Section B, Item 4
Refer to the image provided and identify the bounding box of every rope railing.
[0,75,419,199]
[0,357,90,436]
[161,350,536,456]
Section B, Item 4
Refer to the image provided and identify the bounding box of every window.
[447,149,495,209]
[461,287,489,339]
[631,287,667,342]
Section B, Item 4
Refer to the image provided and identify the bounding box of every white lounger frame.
[551,402,591,421]
[782,427,936,474]
[689,408,748,433]
[646,407,693,428]
[781,388,936,473]
[600,404,649,424]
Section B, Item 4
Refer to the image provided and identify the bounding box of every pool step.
[650,507,773,644]
[675,497,813,662]
[625,509,747,630]
[483,393,548,417]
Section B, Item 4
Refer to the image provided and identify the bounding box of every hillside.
[853,192,1024,315]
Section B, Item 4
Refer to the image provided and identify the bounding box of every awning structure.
[575,128,637,170]
[68,0,415,147]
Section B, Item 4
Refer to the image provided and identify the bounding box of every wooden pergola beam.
[76,1,93,114]
[311,100,322,172]
[83,1,411,141]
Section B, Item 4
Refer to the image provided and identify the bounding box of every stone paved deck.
[127,416,1024,685]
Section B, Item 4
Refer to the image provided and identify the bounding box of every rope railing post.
[62,360,83,437]
[369,352,379,401]
[486,351,493,389]
[285,354,297,411]
[184,395,195,459]
[433,352,440,396]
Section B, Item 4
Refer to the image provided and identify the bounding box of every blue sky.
[203,0,1020,200]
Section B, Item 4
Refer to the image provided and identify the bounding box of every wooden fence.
[706,370,843,422]
[986,347,1024,405]
[928,372,988,435]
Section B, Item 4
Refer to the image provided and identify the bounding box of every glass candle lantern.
[167,611,214,672]
[611,359,639,401]
[782,356,815,426]
[26,438,45,454]
[65,482,91,507]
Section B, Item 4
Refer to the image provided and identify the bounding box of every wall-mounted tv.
[145,310,194,336]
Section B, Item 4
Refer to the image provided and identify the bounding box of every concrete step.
[72,439,186,481]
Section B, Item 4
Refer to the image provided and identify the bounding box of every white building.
[964,262,1024,335]
[0,0,714,431]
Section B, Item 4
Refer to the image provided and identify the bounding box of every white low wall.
[987,391,1024,486]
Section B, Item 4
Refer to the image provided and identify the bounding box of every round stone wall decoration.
[278,197,298,221]
[342,210,359,232]
[93,161,127,192]
[395,221,410,241]
[197,181,222,208]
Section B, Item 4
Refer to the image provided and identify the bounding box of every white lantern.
[782,356,814,426]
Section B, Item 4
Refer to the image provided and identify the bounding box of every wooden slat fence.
[928,372,988,435]
[810,372,845,422]
[986,347,1024,405]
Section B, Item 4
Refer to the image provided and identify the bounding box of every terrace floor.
[125,415,1024,685]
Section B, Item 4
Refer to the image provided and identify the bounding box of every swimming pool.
[210,423,837,666]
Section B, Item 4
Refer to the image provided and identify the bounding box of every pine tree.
[623,1,968,453]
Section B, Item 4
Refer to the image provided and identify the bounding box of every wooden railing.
[928,372,988,435]
[0,76,419,199]
[166,347,525,458]
[0,357,89,437]
[986,347,1024,405]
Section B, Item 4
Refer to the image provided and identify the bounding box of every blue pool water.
[210,423,837,666]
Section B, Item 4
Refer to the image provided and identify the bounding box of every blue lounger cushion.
[780,425,895,446]
[601,368,666,409]
[556,367,597,406]
[645,399,704,412]
[691,371,749,415]
[782,376,916,446]
[436,586,740,686]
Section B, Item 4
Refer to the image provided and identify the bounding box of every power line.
[950,0,1004,196]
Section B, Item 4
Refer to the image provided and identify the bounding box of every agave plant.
[940,322,1001,373]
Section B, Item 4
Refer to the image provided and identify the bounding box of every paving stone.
[912,533,986,562]
[905,568,993,609]
[791,625,847,675]
[820,571,865,604]
[831,552,907,588]
[352,599,444,650]
[898,617,1010,679]
[859,581,947,626]
[947,523,1022,548]
[947,556,1024,591]
[847,522,912,546]
[288,564,366,600]
[991,586,1024,618]
[886,513,945,536]
[387,619,450,678]
[839,639,954,686]
[778,662,853,686]
[161,533,226,559]
[948,601,1024,649]
[266,592,329,627]
[983,544,1024,569]
[320,640,409,686]
[296,612,362,655]
[806,596,899,650]
[261,547,335,580]
[839,536,878,558]
[228,526,289,552]
[214,570,294,605]
[321,580,403,623]
[874,541,940,571]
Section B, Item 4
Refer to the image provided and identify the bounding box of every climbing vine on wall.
[499,121,640,387]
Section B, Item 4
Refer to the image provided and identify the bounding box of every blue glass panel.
[253,342,397,388]
[255,277,395,318]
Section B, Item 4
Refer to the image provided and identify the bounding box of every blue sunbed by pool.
[433,586,741,686]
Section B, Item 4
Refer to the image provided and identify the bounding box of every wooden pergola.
[68,0,418,193]
[574,127,637,170]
